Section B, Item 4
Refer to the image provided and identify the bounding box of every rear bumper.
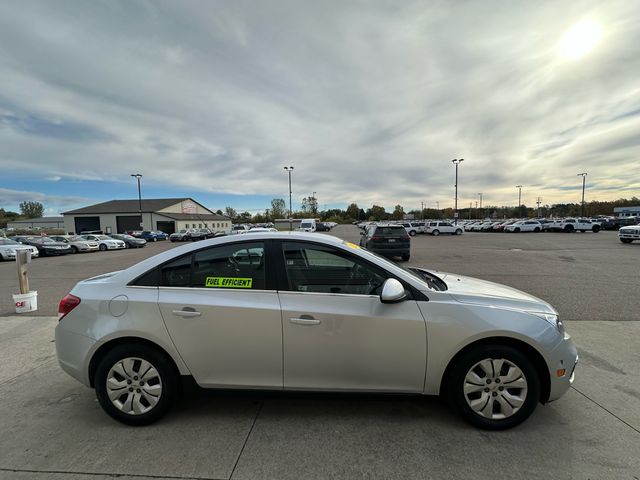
[55,324,97,387]
[368,246,410,256]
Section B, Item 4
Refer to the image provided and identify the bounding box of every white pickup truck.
[618,225,640,243]
[546,218,601,233]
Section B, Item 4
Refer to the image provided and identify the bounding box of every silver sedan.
[55,232,577,429]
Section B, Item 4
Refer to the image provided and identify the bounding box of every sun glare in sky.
[558,19,603,60]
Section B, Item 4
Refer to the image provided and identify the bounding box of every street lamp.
[131,174,143,229]
[452,159,464,224]
[516,185,523,218]
[283,166,294,231]
[477,192,483,219]
[577,173,587,217]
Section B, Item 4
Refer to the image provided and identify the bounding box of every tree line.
[0,201,45,228]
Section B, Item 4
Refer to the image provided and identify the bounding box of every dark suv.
[359,224,411,261]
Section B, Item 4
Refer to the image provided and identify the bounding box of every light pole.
[131,174,143,229]
[452,159,464,224]
[516,185,523,218]
[478,192,483,219]
[284,166,294,230]
[312,191,317,215]
[577,173,587,217]
[536,197,542,218]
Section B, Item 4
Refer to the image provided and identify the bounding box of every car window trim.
[272,239,425,300]
[128,239,276,290]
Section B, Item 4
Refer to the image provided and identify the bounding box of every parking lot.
[1,226,639,479]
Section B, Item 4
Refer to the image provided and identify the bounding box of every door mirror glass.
[380,278,407,303]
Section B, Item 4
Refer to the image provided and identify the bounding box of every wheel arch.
[439,336,551,404]
[88,336,183,388]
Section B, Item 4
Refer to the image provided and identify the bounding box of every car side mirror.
[380,278,407,304]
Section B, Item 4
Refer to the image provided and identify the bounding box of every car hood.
[424,270,556,314]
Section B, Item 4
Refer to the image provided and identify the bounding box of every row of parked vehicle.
[461,218,603,233]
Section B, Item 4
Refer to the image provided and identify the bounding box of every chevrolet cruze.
[55,232,577,429]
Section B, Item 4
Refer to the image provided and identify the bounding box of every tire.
[71,246,79,254]
[124,243,130,249]
[401,253,410,261]
[94,344,178,426]
[99,244,107,251]
[514,227,520,233]
[447,344,540,430]
[153,237,157,242]
[409,230,416,237]
[620,238,633,244]
[564,225,574,232]
[432,230,440,236]
[592,225,600,233]
[455,229,462,235]
[534,227,540,232]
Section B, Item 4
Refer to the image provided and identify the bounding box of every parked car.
[230,225,251,235]
[49,235,100,253]
[397,222,421,236]
[0,237,39,261]
[15,236,72,256]
[245,227,278,233]
[360,224,410,260]
[55,232,577,429]
[169,229,197,242]
[189,229,214,241]
[425,221,463,236]
[81,234,126,251]
[504,220,543,233]
[618,225,640,243]
[128,231,143,238]
[547,218,600,233]
[110,234,147,248]
[315,222,331,232]
[464,222,480,232]
[139,231,168,242]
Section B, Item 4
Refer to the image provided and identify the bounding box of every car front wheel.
[447,344,540,430]
[432,230,440,236]
[95,344,177,426]
[455,229,462,235]
[99,244,107,251]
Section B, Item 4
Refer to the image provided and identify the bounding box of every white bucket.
[13,291,38,314]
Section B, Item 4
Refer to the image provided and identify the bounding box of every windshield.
[97,235,110,240]
[0,239,20,245]
[300,222,312,228]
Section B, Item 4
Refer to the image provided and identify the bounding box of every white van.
[298,219,317,232]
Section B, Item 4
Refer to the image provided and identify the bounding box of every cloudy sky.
[1,0,639,215]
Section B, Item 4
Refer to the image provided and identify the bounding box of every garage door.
[116,215,142,233]
[74,216,100,233]
[156,221,175,235]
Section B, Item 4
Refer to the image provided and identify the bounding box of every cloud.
[0,0,639,210]
[0,188,91,214]
[45,175,62,182]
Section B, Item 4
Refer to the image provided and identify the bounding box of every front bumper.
[546,335,579,402]
[106,244,126,250]
[43,248,71,255]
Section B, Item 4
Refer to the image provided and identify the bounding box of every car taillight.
[403,235,410,241]
[58,294,81,320]
[371,236,382,241]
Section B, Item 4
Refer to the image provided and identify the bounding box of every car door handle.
[172,308,201,318]
[289,316,321,326]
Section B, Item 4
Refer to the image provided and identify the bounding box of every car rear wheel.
[564,225,574,232]
[592,225,600,233]
[432,230,440,236]
[99,244,107,251]
[447,344,540,430]
[95,344,178,426]
[409,230,416,236]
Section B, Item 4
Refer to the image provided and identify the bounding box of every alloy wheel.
[463,358,528,420]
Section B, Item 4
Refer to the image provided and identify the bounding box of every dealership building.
[62,198,231,235]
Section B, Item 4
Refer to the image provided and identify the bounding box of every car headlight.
[531,312,565,336]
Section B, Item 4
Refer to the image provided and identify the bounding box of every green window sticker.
[205,277,253,288]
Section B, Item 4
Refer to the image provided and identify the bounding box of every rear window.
[374,226,406,235]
